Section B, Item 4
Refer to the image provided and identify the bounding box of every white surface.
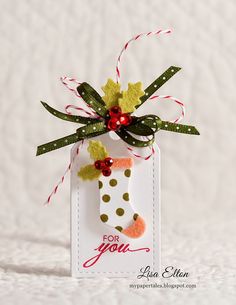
[0,0,236,304]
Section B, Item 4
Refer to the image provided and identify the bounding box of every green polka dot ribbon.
[36,66,199,156]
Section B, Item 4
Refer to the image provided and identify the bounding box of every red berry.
[119,114,132,126]
[107,117,121,131]
[109,106,122,117]
[94,160,105,170]
[104,157,113,167]
[102,167,112,177]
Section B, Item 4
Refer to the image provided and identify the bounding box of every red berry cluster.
[106,106,132,131]
[94,157,113,177]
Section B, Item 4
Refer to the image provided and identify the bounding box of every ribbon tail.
[137,66,181,108]
[161,121,200,135]
[40,101,98,124]
[36,133,82,156]
[37,121,107,156]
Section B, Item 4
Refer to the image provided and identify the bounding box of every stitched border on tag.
[72,150,159,276]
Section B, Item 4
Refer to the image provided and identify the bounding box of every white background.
[0,0,235,304]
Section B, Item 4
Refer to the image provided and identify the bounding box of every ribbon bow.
[36,66,199,156]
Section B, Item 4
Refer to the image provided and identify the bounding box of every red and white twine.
[60,76,82,98]
[149,95,185,123]
[115,29,172,84]
[45,142,83,205]
[45,28,187,204]
[127,144,156,161]
[116,29,185,160]
[65,104,95,117]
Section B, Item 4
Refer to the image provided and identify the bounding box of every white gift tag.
[70,134,160,278]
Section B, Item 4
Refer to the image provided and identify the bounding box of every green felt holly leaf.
[118,82,144,113]
[87,140,108,161]
[101,79,121,109]
[77,164,101,181]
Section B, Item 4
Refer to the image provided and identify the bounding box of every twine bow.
[36,66,199,156]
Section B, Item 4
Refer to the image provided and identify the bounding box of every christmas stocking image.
[78,140,146,238]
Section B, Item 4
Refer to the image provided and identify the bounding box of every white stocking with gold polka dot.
[98,168,145,238]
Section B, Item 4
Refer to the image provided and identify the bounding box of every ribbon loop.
[77,83,107,117]
[117,129,155,147]
[126,115,162,136]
